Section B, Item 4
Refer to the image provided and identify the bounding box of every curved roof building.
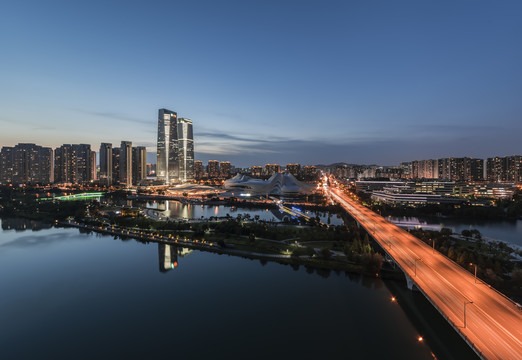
[224,173,316,195]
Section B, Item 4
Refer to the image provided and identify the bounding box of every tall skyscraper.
[99,143,113,184]
[120,141,132,187]
[157,108,179,184]
[177,117,194,182]
[132,146,147,185]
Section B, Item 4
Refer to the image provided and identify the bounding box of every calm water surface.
[390,216,522,247]
[142,200,345,225]
[0,219,478,359]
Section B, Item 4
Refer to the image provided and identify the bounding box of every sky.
[1,0,521,167]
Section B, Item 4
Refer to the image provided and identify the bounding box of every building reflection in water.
[156,201,196,220]
[158,243,193,273]
[1,217,52,231]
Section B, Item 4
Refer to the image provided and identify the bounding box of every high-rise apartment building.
[54,144,92,184]
[208,160,220,178]
[487,155,522,182]
[265,164,280,176]
[286,163,301,178]
[251,166,263,178]
[99,143,113,184]
[74,144,92,183]
[302,166,318,181]
[178,118,194,182]
[0,147,14,184]
[220,161,231,178]
[157,108,179,184]
[437,157,483,182]
[90,151,96,181]
[194,160,203,180]
[412,159,438,179]
[132,146,147,185]
[410,157,483,182]
[112,148,121,184]
[120,141,132,187]
[0,143,53,184]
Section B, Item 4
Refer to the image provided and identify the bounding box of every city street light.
[430,238,435,254]
[470,263,478,283]
[464,300,474,328]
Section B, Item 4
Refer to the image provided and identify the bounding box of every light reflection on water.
[0,219,478,360]
[389,216,522,246]
[141,200,344,225]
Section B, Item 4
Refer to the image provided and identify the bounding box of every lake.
[138,200,346,225]
[0,219,478,359]
[389,216,522,247]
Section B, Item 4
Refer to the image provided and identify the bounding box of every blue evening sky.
[1,0,521,167]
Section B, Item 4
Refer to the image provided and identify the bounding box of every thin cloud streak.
[72,109,153,125]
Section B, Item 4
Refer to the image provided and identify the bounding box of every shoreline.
[60,220,401,278]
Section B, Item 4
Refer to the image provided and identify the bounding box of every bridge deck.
[330,188,522,360]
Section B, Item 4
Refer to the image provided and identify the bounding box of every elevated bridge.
[329,187,522,360]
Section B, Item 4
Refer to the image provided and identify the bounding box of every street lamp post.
[470,263,478,283]
[464,300,473,328]
[431,238,435,254]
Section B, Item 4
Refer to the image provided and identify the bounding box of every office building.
[177,117,194,182]
[120,141,132,187]
[157,108,179,184]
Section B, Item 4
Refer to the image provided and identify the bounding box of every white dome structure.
[224,173,316,195]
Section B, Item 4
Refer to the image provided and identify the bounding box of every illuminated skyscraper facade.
[157,108,179,184]
[177,118,194,182]
[157,109,194,183]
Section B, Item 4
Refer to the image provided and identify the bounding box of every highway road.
[329,186,522,360]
